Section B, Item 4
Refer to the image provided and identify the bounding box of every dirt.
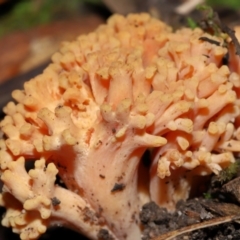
[140,199,240,240]
[140,169,240,240]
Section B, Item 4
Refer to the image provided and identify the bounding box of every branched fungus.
[1,13,240,239]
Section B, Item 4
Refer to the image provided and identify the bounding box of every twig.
[152,214,240,240]
[199,36,221,46]
[221,25,240,56]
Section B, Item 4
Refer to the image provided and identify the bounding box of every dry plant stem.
[152,215,240,240]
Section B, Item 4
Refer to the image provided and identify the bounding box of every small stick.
[222,25,240,56]
[152,214,240,240]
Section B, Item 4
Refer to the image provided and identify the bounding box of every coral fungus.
[1,13,240,239]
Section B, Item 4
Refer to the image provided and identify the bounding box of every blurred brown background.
[0,0,240,84]
[0,0,108,84]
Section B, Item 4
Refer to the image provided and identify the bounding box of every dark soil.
[140,199,240,240]
[140,172,240,240]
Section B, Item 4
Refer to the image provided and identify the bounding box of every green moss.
[0,0,102,37]
[218,161,240,184]
[203,192,212,199]
[186,17,198,29]
[206,0,240,10]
